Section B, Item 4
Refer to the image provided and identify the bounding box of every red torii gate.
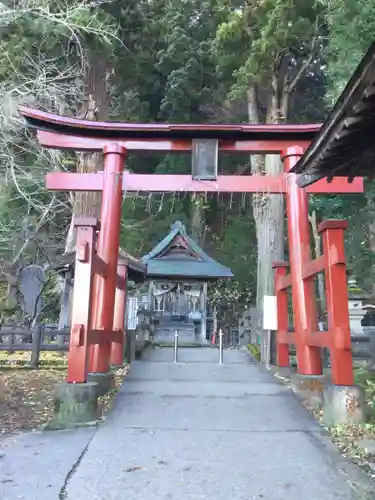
[19,107,362,393]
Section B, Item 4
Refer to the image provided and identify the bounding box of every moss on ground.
[247,343,261,361]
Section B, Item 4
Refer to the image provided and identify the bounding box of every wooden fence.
[268,328,375,369]
[0,324,69,367]
[0,323,135,368]
[248,304,375,369]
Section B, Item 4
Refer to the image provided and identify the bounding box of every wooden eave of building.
[141,221,233,280]
[52,248,146,283]
[291,41,375,187]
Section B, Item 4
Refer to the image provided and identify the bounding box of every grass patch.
[247,343,261,361]
[0,350,68,369]
[0,351,129,436]
[305,363,375,480]
[0,367,66,437]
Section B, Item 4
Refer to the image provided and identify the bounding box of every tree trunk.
[65,52,110,253]
[244,52,315,354]
[191,194,205,245]
[253,155,284,311]
[247,86,285,315]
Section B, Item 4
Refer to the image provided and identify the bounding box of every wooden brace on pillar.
[273,220,354,386]
[67,217,99,383]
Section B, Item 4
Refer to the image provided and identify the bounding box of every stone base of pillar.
[88,372,114,397]
[46,382,98,430]
[323,385,366,426]
[290,373,326,408]
[272,366,292,378]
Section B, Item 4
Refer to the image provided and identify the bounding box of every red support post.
[272,261,290,368]
[319,220,354,385]
[90,144,126,373]
[110,260,128,366]
[282,146,322,376]
[67,218,98,383]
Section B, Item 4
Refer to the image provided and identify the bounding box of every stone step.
[155,321,196,328]
[156,333,195,339]
[155,324,195,332]
[156,328,195,335]
[155,323,196,342]
[156,325,195,331]
[156,327,195,333]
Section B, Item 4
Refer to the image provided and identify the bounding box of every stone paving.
[0,347,373,499]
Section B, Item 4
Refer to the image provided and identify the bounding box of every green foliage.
[154,0,222,122]
[354,365,375,418]
[2,0,375,325]
[0,0,122,271]
[325,0,375,104]
[215,0,324,103]
[210,210,256,292]
[39,273,60,323]
[112,0,259,312]
[324,1,375,292]
[310,192,371,283]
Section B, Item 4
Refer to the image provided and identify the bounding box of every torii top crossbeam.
[20,106,320,151]
[19,107,363,194]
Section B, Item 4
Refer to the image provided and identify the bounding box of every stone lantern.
[347,277,370,337]
[361,304,375,371]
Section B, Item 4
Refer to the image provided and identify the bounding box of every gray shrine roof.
[140,221,233,280]
[53,247,145,283]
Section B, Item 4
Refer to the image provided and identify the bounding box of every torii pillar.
[87,144,126,393]
[282,146,322,376]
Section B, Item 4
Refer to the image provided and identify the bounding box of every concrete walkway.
[0,347,373,499]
